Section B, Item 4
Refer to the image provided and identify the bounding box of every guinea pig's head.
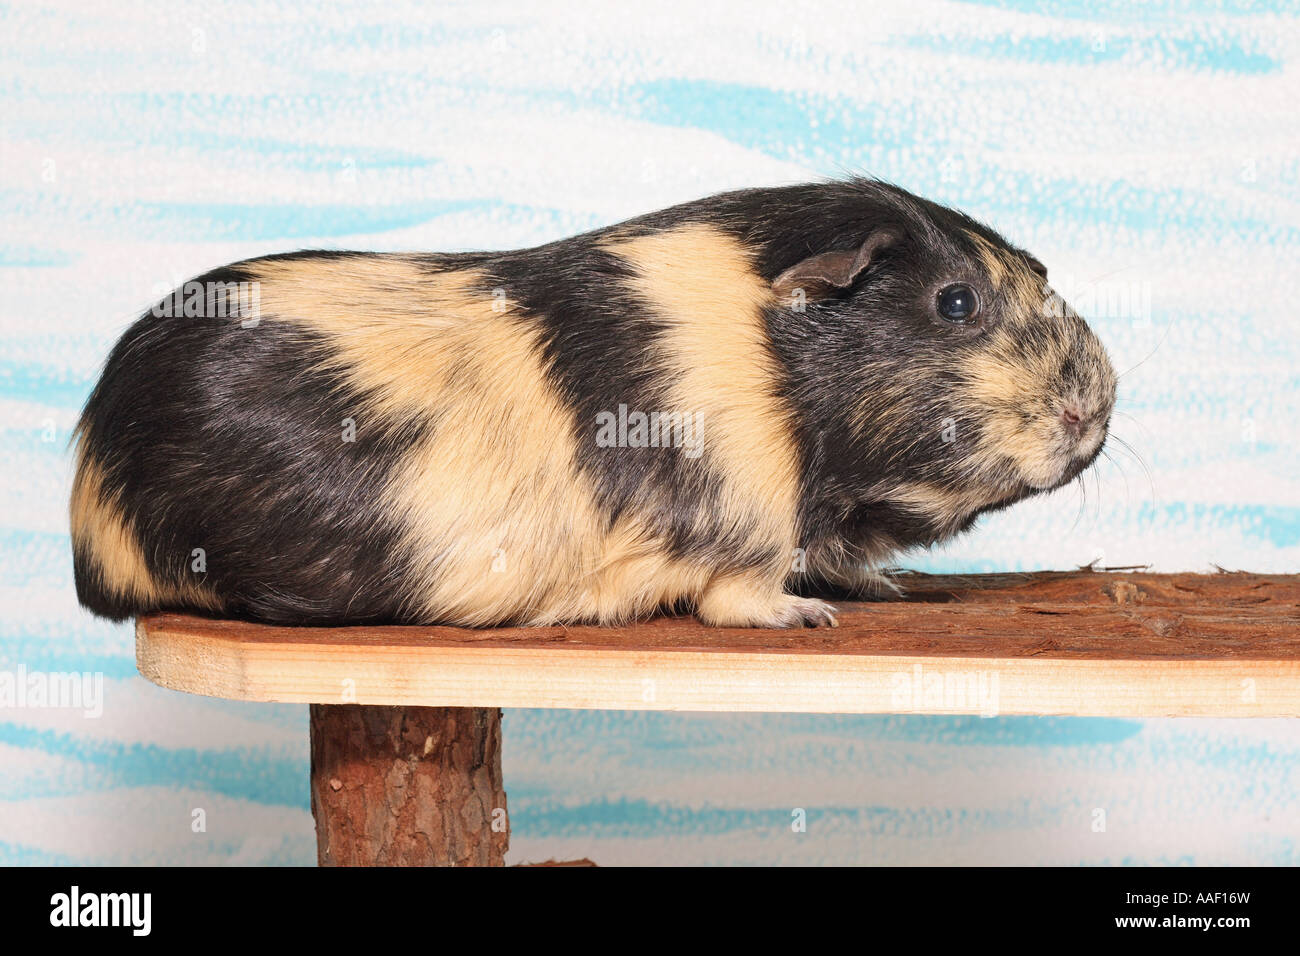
[771,183,1118,543]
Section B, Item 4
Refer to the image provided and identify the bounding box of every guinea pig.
[71,177,1117,629]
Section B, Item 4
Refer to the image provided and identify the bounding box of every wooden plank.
[136,571,1300,718]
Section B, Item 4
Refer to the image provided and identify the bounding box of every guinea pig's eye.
[936,284,980,325]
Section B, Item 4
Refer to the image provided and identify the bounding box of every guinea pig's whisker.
[1091,458,1104,524]
[1082,466,1097,525]
[1109,433,1157,506]
[1067,471,1088,532]
[1107,408,1159,457]
[1117,319,1175,381]
[1112,408,1156,445]
[1100,446,1131,513]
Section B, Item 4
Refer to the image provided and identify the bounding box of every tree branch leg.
[309,704,508,866]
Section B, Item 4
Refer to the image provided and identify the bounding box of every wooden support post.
[309,704,508,866]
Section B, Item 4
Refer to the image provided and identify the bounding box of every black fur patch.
[472,238,772,571]
[75,260,421,624]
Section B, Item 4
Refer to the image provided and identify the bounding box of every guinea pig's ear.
[1024,256,1048,280]
[771,226,903,303]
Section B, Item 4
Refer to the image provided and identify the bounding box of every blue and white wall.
[1,0,1297,865]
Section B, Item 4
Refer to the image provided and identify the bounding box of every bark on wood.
[309,704,508,866]
[514,858,598,867]
[148,570,1300,660]
[874,569,1300,607]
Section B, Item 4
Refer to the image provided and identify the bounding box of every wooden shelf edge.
[136,617,1300,718]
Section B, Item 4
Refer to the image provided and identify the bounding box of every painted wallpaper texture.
[1,0,1297,865]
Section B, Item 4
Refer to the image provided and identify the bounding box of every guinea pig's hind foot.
[696,578,839,629]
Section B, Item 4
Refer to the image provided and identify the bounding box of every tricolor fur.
[71,179,1117,627]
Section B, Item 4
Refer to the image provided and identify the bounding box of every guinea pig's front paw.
[767,595,840,629]
[696,578,839,629]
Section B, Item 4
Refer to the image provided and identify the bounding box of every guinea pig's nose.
[1061,403,1085,437]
